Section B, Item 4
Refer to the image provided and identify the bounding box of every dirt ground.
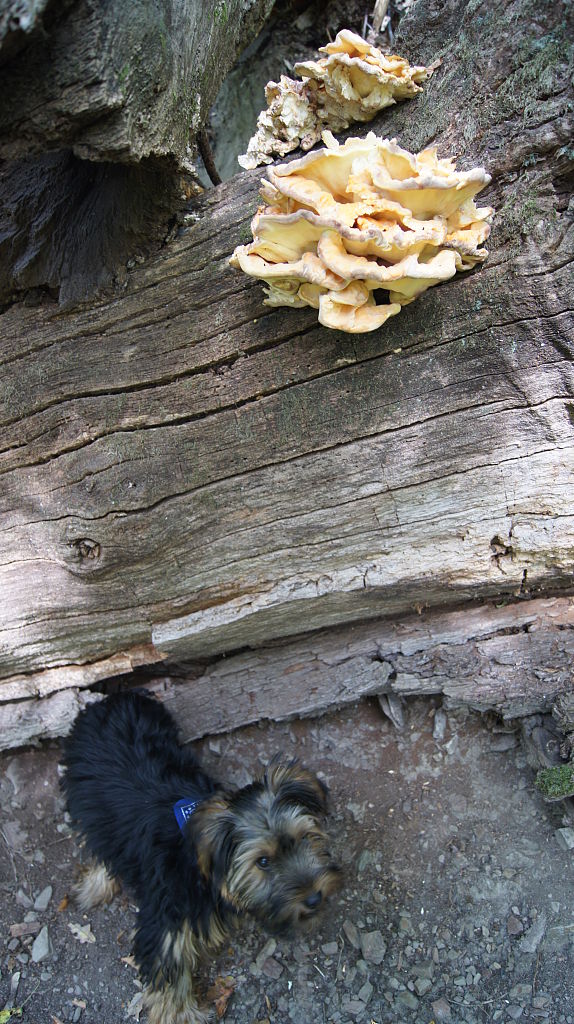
[1,696,573,1024]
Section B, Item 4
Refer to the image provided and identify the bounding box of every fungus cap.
[238,30,438,170]
[230,131,494,334]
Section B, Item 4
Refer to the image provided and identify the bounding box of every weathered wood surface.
[0,0,274,165]
[164,595,574,737]
[2,596,571,751]
[0,688,102,752]
[0,0,573,728]
[0,0,274,302]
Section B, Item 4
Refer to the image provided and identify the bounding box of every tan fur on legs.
[143,975,212,1024]
[144,921,221,1024]
[73,861,121,911]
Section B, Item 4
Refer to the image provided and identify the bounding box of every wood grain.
[0,0,572,737]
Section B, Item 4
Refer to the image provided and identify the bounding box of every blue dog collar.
[173,797,202,832]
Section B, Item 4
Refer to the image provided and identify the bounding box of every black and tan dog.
[61,691,341,1023]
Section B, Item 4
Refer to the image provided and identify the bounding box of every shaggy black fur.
[61,692,224,982]
[61,690,341,1003]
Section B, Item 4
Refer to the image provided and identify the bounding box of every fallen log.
[2,597,571,751]
[0,0,572,748]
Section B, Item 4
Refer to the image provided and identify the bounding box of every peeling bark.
[160,596,574,738]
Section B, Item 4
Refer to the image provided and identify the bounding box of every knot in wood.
[69,538,101,562]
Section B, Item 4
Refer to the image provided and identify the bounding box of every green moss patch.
[535,762,574,800]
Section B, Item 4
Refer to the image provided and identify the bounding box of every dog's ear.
[188,795,235,882]
[264,757,328,816]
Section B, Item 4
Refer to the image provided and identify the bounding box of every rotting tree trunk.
[0,0,275,303]
[0,0,573,749]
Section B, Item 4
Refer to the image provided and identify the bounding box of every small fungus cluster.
[230,131,494,334]
[238,29,437,170]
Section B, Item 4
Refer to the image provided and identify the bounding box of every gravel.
[1,697,573,1023]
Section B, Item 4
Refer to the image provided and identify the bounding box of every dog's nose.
[304,891,322,910]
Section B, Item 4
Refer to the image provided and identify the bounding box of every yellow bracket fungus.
[230,131,494,335]
[238,29,438,171]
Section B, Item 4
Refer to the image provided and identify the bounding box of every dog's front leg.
[142,976,212,1024]
[139,920,214,1024]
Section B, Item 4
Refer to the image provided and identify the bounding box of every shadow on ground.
[1,697,573,1024]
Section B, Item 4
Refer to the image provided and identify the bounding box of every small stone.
[2,820,28,851]
[506,915,524,936]
[357,849,373,875]
[322,942,339,956]
[490,733,517,751]
[347,802,366,823]
[250,938,277,975]
[343,920,361,949]
[533,995,552,1009]
[343,965,357,986]
[432,997,452,1021]
[411,960,434,979]
[414,977,432,996]
[358,981,373,1004]
[34,885,53,912]
[360,930,386,965]
[396,991,419,1010]
[433,708,447,741]
[519,914,547,953]
[16,889,33,909]
[506,1007,523,1020]
[449,794,468,815]
[510,983,532,1000]
[444,735,458,756]
[341,999,366,1016]
[556,828,574,851]
[292,944,310,965]
[262,956,283,979]
[31,926,52,963]
[8,972,21,1004]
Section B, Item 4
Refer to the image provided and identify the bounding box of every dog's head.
[189,757,341,932]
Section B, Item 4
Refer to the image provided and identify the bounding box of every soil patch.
[1,697,573,1023]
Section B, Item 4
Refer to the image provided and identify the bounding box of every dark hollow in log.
[0,0,275,302]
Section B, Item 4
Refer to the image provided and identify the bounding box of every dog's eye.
[256,855,271,870]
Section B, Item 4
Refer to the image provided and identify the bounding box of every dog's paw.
[144,988,214,1024]
[72,861,120,910]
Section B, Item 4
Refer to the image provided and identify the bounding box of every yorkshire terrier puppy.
[61,691,341,1024]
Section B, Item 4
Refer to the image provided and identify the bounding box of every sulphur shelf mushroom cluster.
[238,29,438,170]
[230,131,494,334]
